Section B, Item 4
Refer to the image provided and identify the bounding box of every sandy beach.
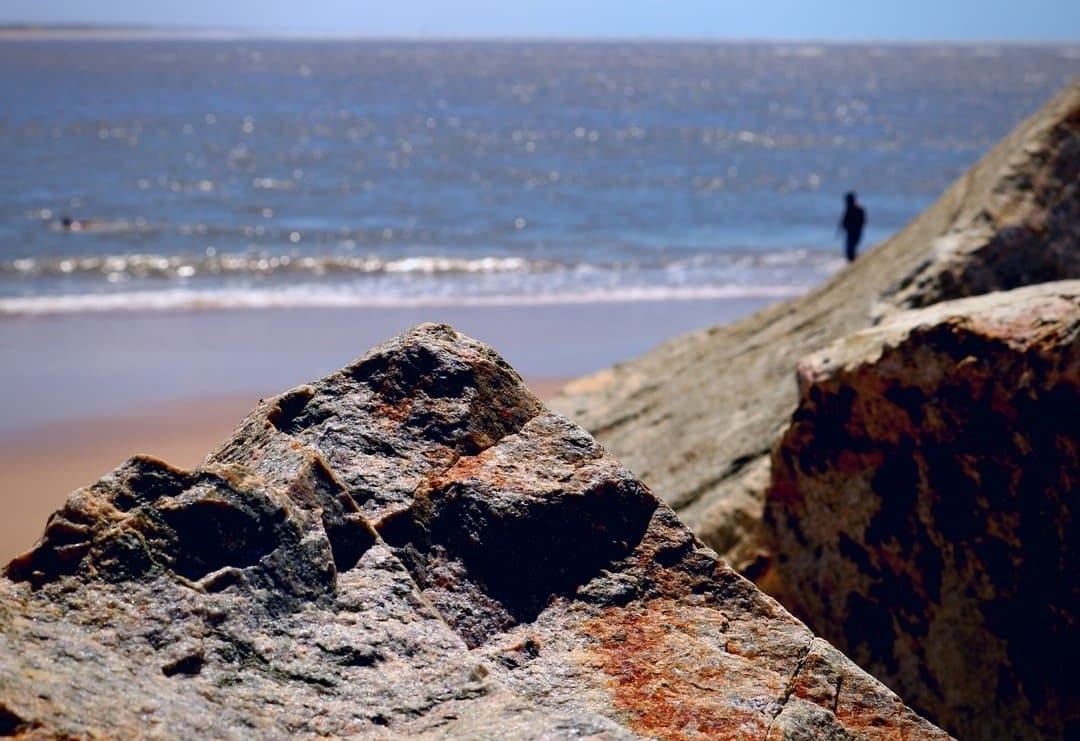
[0,296,775,563]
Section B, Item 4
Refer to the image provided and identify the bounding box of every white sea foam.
[0,284,807,317]
[1,253,545,279]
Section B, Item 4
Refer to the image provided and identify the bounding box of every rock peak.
[1,324,947,739]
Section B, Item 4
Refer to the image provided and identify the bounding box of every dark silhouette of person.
[838,191,866,262]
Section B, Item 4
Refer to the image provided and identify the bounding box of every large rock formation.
[763,281,1080,741]
[877,86,1080,315]
[549,77,1080,571]
[0,324,948,739]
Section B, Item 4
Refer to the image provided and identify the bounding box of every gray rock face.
[0,324,948,739]
[877,80,1080,315]
[764,282,1080,741]
[549,77,1080,572]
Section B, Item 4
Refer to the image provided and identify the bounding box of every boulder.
[0,324,948,739]
[763,281,1080,741]
[548,77,1080,570]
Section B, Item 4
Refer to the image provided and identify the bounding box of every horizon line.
[1,23,1078,46]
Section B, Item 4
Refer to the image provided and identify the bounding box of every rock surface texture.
[548,77,1080,572]
[876,81,1080,315]
[764,282,1080,741]
[0,325,948,739]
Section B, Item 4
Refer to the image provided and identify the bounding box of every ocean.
[2,39,1077,316]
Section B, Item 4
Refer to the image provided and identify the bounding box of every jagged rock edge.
[255,355,557,650]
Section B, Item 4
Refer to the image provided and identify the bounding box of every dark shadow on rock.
[5,456,338,606]
[379,414,659,648]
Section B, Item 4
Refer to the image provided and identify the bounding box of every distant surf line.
[0,284,807,317]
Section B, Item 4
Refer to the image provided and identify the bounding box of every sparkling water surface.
[1,40,1077,314]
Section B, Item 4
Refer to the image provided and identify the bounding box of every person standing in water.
[838,191,866,262]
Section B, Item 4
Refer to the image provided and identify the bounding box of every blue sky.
[2,0,1079,42]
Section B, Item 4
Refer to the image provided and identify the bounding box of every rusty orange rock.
[765,282,1080,740]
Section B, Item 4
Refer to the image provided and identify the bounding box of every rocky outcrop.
[763,282,1080,741]
[0,324,947,739]
[549,77,1080,570]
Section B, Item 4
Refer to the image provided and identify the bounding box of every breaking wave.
[0,282,809,317]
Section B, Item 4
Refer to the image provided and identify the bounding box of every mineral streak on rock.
[764,282,1080,741]
[0,324,949,739]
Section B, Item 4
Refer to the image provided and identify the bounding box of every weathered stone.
[0,324,948,739]
[763,282,1080,741]
[876,80,1080,314]
[548,77,1080,571]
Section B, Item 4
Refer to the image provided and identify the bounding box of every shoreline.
[0,296,777,563]
[0,297,776,435]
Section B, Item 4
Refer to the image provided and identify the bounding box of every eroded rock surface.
[0,324,947,739]
[549,77,1080,571]
[764,282,1080,741]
